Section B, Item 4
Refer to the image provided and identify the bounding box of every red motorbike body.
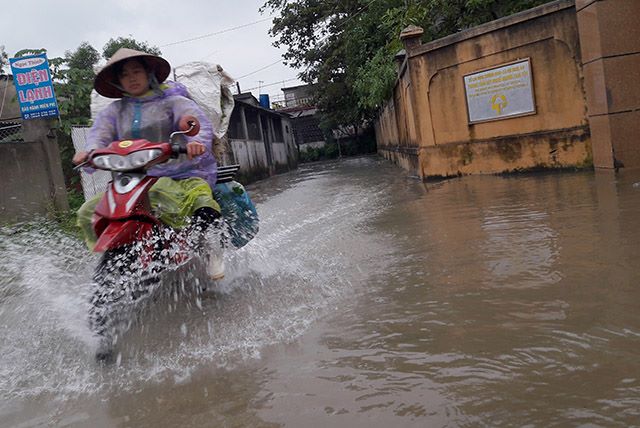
[89,139,174,253]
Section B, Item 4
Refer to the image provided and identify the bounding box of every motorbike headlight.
[92,154,117,170]
[112,155,129,170]
[92,149,163,171]
[129,149,162,168]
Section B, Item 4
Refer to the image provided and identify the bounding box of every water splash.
[0,161,389,402]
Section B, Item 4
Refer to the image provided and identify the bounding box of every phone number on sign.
[24,109,59,120]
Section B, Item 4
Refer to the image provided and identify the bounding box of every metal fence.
[71,126,111,201]
[0,122,23,142]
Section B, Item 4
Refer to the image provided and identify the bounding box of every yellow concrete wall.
[576,0,640,169]
[375,99,398,149]
[377,0,595,179]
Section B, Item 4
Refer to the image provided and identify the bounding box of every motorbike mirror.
[179,115,200,136]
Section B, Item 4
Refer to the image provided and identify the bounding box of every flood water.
[1,156,640,427]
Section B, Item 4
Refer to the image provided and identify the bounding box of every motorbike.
[78,117,240,362]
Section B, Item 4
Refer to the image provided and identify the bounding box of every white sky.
[1,0,303,100]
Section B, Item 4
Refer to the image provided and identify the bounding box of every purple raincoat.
[86,83,217,187]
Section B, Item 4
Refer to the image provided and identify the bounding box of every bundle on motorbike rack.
[216,164,240,184]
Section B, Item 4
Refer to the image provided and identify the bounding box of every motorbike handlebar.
[73,161,89,171]
[171,143,189,157]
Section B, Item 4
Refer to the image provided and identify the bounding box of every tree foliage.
[65,42,100,70]
[102,36,162,60]
[13,48,47,58]
[263,0,549,133]
[56,43,101,131]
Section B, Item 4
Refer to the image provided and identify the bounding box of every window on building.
[244,108,261,140]
[227,108,246,140]
[273,117,284,142]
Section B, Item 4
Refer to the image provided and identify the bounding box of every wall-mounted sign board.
[9,54,59,120]
[463,58,535,124]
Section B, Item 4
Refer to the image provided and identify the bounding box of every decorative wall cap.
[400,25,424,41]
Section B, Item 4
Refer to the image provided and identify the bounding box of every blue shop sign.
[9,54,59,120]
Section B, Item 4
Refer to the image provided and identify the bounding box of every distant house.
[226,93,298,179]
[278,84,315,110]
[273,84,326,152]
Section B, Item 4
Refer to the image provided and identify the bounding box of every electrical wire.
[234,0,380,85]
[242,77,299,92]
[330,0,380,33]
[160,17,273,48]
[235,59,283,80]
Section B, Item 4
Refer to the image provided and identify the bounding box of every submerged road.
[1,156,640,426]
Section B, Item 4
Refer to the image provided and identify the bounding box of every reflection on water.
[1,157,640,426]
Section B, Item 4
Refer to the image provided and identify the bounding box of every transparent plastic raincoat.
[86,82,217,187]
[77,83,220,250]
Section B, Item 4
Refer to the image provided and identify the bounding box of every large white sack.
[174,61,235,140]
[90,90,112,122]
[90,61,235,140]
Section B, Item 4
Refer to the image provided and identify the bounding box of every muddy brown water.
[1,156,639,427]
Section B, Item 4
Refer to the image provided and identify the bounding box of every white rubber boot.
[207,252,225,280]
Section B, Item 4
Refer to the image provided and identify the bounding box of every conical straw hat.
[94,48,171,98]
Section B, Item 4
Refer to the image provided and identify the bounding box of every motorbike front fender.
[93,220,154,253]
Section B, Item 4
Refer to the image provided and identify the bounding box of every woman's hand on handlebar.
[186,141,206,159]
[73,151,89,165]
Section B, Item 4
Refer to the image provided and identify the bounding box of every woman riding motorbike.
[73,48,221,254]
[73,48,228,361]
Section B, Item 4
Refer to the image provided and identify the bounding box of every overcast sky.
[2,0,303,100]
